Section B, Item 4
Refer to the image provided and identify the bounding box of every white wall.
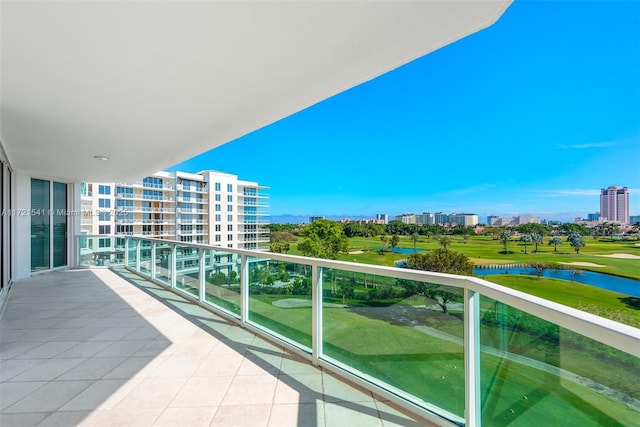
[12,172,32,279]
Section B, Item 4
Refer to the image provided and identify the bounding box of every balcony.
[1,267,421,426]
[63,236,640,426]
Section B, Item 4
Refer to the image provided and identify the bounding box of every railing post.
[150,241,156,280]
[312,265,323,366]
[465,286,481,427]
[240,254,248,325]
[124,237,129,268]
[170,244,176,289]
[135,239,141,273]
[199,248,205,303]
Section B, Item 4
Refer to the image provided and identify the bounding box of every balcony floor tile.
[0,268,432,426]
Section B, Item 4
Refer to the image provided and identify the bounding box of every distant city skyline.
[170,0,640,223]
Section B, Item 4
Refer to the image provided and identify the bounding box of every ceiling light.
[93,155,109,161]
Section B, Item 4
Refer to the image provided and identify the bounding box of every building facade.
[375,213,389,224]
[395,213,417,224]
[488,215,541,226]
[82,170,269,250]
[587,212,601,222]
[600,186,630,224]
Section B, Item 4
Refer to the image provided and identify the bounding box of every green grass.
[244,291,639,425]
[486,275,640,326]
[257,234,640,424]
[287,235,640,279]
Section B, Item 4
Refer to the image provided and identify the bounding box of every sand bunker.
[559,262,606,267]
[596,253,640,259]
[348,250,365,254]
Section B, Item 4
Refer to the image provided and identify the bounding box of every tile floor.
[0,269,433,426]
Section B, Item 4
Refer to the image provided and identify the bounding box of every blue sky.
[171,0,640,223]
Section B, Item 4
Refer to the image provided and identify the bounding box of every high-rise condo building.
[375,213,389,224]
[81,170,269,250]
[600,186,629,224]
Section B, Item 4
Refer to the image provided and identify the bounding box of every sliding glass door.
[31,179,68,272]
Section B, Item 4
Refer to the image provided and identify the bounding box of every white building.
[488,215,541,226]
[395,213,417,224]
[420,212,477,226]
[82,170,269,250]
[449,213,479,227]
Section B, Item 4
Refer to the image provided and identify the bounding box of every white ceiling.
[1,1,511,182]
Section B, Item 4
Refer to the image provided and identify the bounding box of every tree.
[296,219,348,259]
[548,236,562,252]
[389,234,400,252]
[270,231,298,243]
[567,233,585,254]
[531,233,543,252]
[439,236,452,250]
[411,232,420,253]
[385,220,407,236]
[631,221,640,240]
[561,223,589,236]
[499,231,511,253]
[528,262,555,279]
[343,222,365,238]
[519,234,532,254]
[406,249,472,314]
[515,223,552,236]
[380,235,388,253]
[269,241,290,253]
[407,248,473,276]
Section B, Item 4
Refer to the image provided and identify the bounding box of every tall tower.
[600,186,629,224]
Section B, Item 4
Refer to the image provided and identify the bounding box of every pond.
[375,247,426,254]
[474,267,640,298]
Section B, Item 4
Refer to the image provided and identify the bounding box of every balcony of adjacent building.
[177,184,208,194]
[237,199,270,208]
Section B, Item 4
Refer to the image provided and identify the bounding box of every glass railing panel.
[479,295,640,427]
[246,256,313,349]
[126,238,136,267]
[153,242,172,285]
[139,240,152,277]
[203,249,241,317]
[78,236,125,267]
[321,268,465,418]
[175,245,200,298]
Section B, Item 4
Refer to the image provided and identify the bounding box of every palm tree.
[520,234,532,254]
[548,236,562,252]
[499,231,511,253]
[411,232,420,253]
[531,233,543,252]
[568,233,585,254]
[439,236,452,250]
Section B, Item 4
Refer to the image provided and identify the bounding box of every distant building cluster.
[336,217,387,225]
[486,215,540,227]
[395,212,479,227]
